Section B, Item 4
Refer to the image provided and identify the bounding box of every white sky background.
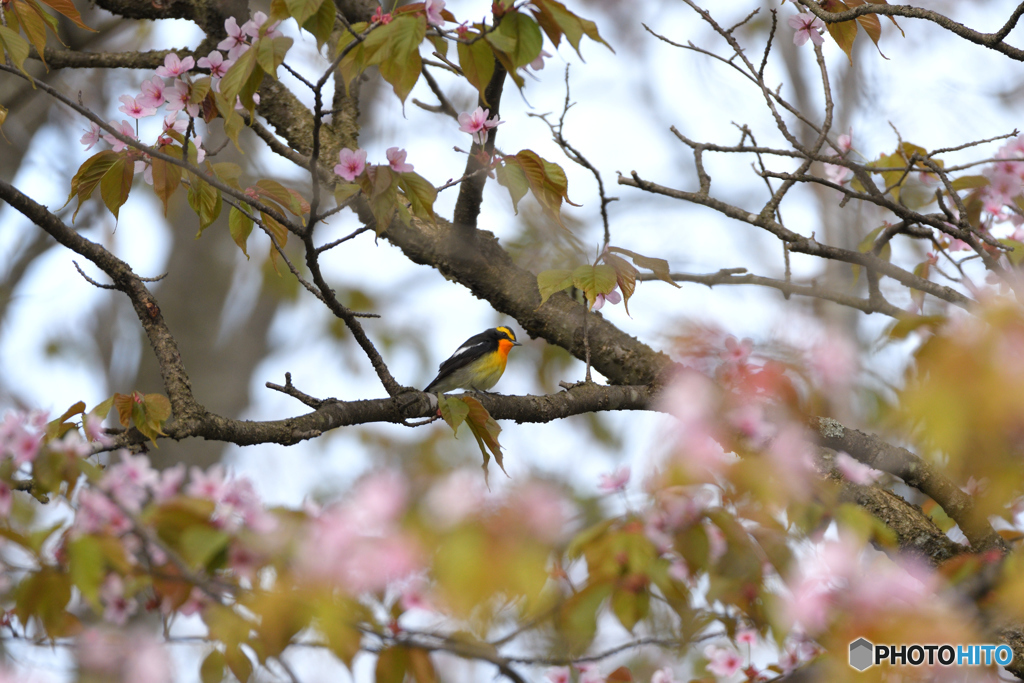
[2,0,1024,680]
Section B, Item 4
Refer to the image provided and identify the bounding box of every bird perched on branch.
[424,326,522,394]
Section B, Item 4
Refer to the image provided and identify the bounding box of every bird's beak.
[513,340,522,346]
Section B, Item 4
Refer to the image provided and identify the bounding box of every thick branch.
[802,2,1024,61]
[813,417,1008,553]
[0,179,201,421]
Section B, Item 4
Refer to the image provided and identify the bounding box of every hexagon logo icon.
[849,638,874,671]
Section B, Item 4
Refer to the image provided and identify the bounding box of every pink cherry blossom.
[835,452,881,484]
[591,286,621,311]
[721,335,752,364]
[187,464,227,500]
[788,13,825,47]
[513,481,568,543]
[155,52,195,78]
[458,106,503,145]
[217,16,246,52]
[705,645,743,677]
[137,76,167,109]
[424,469,486,528]
[243,11,281,39]
[1,411,44,466]
[598,465,631,492]
[576,663,604,683]
[425,0,445,27]
[164,80,200,118]
[100,573,138,625]
[197,50,231,78]
[118,94,158,120]
[84,413,112,446]
[122,635,173,683]
[80,121,102,150]
[651,667,675,683]
[52,430,91,458]
[736,628,757,646]
[75,488,131,535]
[529,49,552,71]
[102,120,137,153]
[335,147,367,181]
[386,146,414,173]
[102,451,159,511]
[545,667,570,683]
[153,463,185,502]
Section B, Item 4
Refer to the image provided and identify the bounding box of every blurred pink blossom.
[835,452,881,484]
[100,573,137,625]
[545,667,570,683]
[425,0,445,27]
[598,465,631,492]
[0,482,11,517]
[705,645,743,677]
[424,469,486,528]
[651,667,675,683]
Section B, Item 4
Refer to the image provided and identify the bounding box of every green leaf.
[821,0,858,64]
[1001,239,1024,267]
[512,150,579,226]
[44,400,85,441]
[492,11,542,68]
[180,525,230,570]
[572,263,617,308]
[256,35,294,78]
[213,92,247,152]
[439,395,469,434]
[397,172,437,224]
[376,646,409,683]
[531,0,612,58]
[68,535,105,610]
[495,158,529,212]
[229,205,254,258]
[358,165,399,234]
[219,44,259,105]
[225,644,253,683]
[200,649,227,683]
[12,0,50,68]
[611,585,649,632]
[302,0,336,47]
[99,153,135,221]
[151,148,183,216]
[255,179,309,216]
[0,25,32,78]
[602,252,637,315]
[607,246,680,288]
[372,14,427,102]
[537,268,573,304]
[283,0,325,26]
[66,150,118,219]
[36,0,94,30]
[457,37,496,105]
[187,171,223,234]
[461,396,505,485]
[951,175,989,191]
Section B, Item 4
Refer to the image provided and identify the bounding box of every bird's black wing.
[425,330,494,389]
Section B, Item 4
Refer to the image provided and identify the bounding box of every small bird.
[424,326,522,394]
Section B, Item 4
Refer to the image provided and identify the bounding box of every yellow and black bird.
[424,326,522,394]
